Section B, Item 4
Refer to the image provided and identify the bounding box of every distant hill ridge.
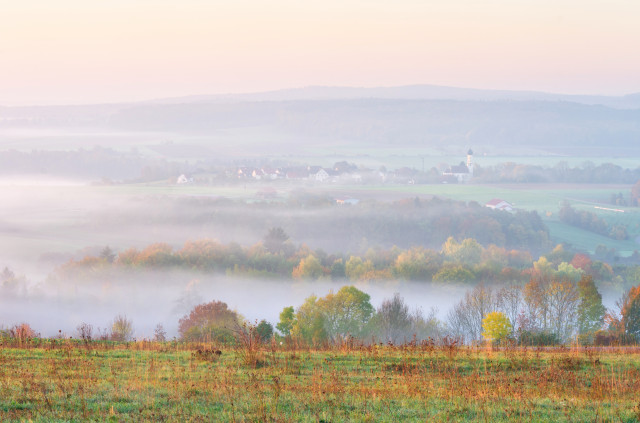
[145,85,640,110]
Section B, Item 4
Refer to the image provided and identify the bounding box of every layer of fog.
[0,269,470,339]
[0,183,445,278]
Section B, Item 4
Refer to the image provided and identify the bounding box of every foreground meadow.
[1,340,639,422]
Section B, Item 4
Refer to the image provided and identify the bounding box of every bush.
[517,330,560,346]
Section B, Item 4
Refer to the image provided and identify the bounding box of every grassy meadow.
[1,340,640,422]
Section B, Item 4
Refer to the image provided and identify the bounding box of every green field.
[339,183,640,255]
[1,341,639,422]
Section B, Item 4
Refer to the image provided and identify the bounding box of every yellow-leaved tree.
[482,311,512,343]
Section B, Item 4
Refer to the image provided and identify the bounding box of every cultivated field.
[1,340,639,422]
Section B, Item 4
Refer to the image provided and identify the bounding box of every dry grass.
[0,338,639,422]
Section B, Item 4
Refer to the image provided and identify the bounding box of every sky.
[1,0,639,106]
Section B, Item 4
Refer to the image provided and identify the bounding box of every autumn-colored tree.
[482,311,512,342]
[522,278,549,331]
[442,237,483,265]
[570,253,592,272]
[394,247,441,280]
[179,300,240,342]
[136,243,177,266]
[433,264,475,283]
[292,254,325,280]
[556,262,583,282]
[344,256,375,281]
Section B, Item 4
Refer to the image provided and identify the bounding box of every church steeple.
[467,149,474,175]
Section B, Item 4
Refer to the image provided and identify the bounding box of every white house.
[314,168,330,182]
[485,198,514,212]
[176,174,192,184]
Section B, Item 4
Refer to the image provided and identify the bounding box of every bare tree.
[154,323,167,342]
[496,285,522,328]
[76,322,94,342]
[447,284,495,342]
[376,293,411,343]
[110,315,134,341]
[547,280,580,342]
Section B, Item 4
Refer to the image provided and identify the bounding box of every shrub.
[110,315,134,341]
[517,330,559,346]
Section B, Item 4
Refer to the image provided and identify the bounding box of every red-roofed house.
[485,199,514,212]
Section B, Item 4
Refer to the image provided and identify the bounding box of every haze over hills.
[144,85,640,109]
[1,85,639,157]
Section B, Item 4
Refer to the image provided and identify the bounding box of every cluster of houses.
[236,165,359,183]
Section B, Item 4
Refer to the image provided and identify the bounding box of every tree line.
[41,235,640,292]
[176,277,640,347]
[558,203,628,240]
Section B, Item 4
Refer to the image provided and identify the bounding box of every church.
[442,149,474,183]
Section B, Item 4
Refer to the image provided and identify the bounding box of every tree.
[154,323,167,342]
[292,286,375,343]
[276,306,296,337]
[394,247,441,280]
[442,237,482,265]
[576,275,606,336]
[111,315,134,341]
[99,246,116,263]
[621,285,640,339]
[547,280,580,342]
[522,276,580,342]
[263,227,289,254]
[375,293,411,343]
[482,312,512,343]
[495,285,521,328]
[556,262,583,282]
[255,320,274,342]
[631,180,640,206]
[344,256,374,281]
[433,264,475,283]
[178,300,240,342]
[447,284,495,342]
[291,295,327,343]
[318,286,374,341]
[292,254,324,280]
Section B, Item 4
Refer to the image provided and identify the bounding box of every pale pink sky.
[1,0,639,105]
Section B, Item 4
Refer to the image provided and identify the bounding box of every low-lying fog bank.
[0,270,469,339]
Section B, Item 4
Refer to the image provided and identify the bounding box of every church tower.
[466,149,474,175]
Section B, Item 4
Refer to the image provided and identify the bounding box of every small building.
[485,198,514,212]
[335,197,360,205]
[313,168,330,182]
[442,149,474,183]
[176,174,192,184]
